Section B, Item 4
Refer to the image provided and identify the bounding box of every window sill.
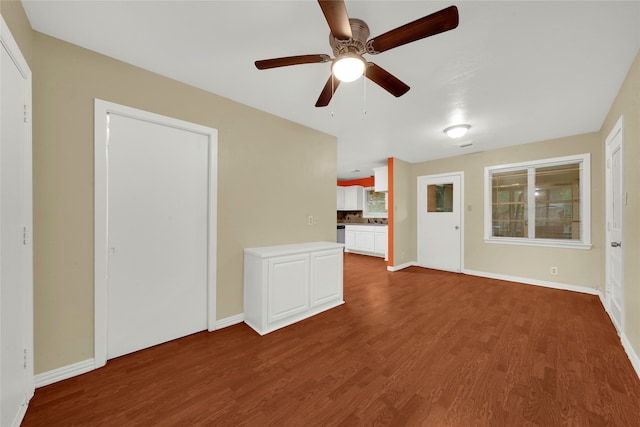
[484,237,592,250]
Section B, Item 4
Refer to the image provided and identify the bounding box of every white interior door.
[106,113,210,360]
[417,173,463,272]
[1,16,33,427]
[606,117,624,332]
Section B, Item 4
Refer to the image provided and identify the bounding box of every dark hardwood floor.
[23,253,640,426]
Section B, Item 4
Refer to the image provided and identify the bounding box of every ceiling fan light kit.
[255,1,459,107]
[444,124,471,139]
[332,53,366,82]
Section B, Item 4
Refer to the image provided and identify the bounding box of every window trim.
[362,186,388,218]
[484,153,591,249]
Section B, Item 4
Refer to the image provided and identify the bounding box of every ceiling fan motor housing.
[329,18,370,56]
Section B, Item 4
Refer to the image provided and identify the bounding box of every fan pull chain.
[330,75,334,117]
[363,68,367,116]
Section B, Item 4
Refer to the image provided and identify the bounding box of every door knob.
[611,241,622,248]
[455,225,459,230]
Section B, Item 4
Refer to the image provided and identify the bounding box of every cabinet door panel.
[310,250,342,307]
[374,231,387,254]
[268,254,309,323]
[345,230,355,249]
[336,186,345,210]
[355,231,375,252]
[344,186,363,210]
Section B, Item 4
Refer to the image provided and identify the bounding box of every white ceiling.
[22,1,640,180]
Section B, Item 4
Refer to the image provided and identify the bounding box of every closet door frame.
[94,99,218,368]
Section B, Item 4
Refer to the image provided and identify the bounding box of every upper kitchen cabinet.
[373,166,388,192]
[337,185,363,211]
[336,186,345,210]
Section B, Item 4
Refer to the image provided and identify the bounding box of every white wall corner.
[387,261,417,272]
[34,359,96,388]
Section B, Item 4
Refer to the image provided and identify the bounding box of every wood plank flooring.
[23,253,640,426]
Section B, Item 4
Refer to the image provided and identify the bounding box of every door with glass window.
[417,173,463,272]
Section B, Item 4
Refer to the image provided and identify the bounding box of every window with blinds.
[485,154,591,248]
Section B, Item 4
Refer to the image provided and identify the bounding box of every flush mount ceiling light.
[332,53,366,82]
[444,124,471,139]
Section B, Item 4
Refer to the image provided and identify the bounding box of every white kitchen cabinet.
[373,166,388,192]
[374,227,388,259]
[345,229,355,248]
[336,186,345,210]
[244,242,344,335]
[338,185,363,211]
[344,225,387,260]
[354,227,376,252]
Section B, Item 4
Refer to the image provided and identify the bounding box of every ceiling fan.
[255,1,459,107]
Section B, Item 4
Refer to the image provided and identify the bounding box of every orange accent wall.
[387,158,394,267]
[337,177,374,187]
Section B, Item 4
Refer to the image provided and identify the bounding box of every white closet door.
[106,113,209,360]
[1,26,31,427]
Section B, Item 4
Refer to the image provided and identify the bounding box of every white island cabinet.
[244,242,344,335]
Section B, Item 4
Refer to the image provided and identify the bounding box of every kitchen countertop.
[244,241,344,258]
[338,223,388,226]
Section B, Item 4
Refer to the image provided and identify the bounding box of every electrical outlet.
[313,216,319,225]
[308,215,313,226]
[550,266,558,275]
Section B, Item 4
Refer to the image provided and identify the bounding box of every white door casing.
[94,100,217,367]
[0,14,34,427]
[605,116,624,332]
[417,172,464,273]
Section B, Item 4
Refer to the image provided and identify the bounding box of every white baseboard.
[215,313,244,329]
[34,358,95,388]
[462,269,599,295]
[387,261,417,272]
[11,397,29,427]
[595,291,640,381]
[34,316,246,389]
[621,333,640,380]
[465,270,640,380]
[597,289,606,307]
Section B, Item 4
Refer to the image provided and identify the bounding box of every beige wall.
[0,0,32,66]
[390,158,414,267]
[32,32,337,373]
[601,50,640,358]
[393,132,604,289]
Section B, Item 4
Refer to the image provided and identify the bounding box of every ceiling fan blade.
[318,0,352,40]
[255,54,331,70]
[367,5,459,54]
[365,63,410,97]
[315,75,341,107]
